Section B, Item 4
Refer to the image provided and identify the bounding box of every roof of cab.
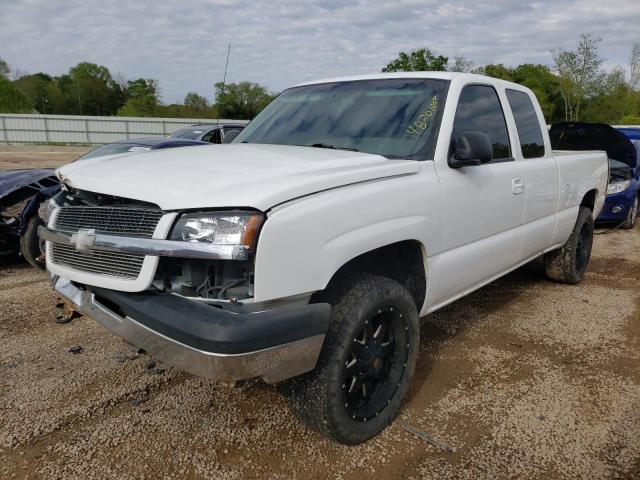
[292,71,526,90]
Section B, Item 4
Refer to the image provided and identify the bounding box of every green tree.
[214,81,274,119]
[184,92,209,113]
[448,56,474,73]
[382,48,448,72]
[0,57,9,79]
[512,64,563,122]
[64,62,125,115]
[628,41,640,92]
[117,97,161,117]
[552,34,605,121]
[619,113,640,125]
[126,78,159,101]
[14,72,66,113]
[476,64,514,81]
[582,68,632,123]
[116,78,161,116]
[0,76,32,113]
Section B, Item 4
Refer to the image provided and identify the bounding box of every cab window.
[452,85,512,162]
[506,89,546,158]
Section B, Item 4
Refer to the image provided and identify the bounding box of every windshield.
[234,78,450,159]
[76,143,151,161]
[171,128,205,140]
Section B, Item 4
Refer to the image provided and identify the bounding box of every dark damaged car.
[0,168,59,265]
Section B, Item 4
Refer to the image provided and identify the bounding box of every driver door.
[434,83,525,302]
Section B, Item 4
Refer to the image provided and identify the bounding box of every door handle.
[512,177,525,195]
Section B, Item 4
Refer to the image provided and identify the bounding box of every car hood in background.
[550,122,638,169]
[0,168,56,198]
[56,144,419,211]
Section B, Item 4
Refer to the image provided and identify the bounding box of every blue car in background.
[550,122,639,229]
[616,127,640,142]
[0,137,207,269]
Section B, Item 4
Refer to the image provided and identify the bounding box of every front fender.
[252,166,442,303]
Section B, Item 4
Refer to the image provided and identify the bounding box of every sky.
[1,0,639,103]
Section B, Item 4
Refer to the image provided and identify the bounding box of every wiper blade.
[309,143,359,152]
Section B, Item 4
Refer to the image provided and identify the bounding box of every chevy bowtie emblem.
[70,229,96,252]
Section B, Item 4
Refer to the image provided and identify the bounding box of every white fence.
[0,114,248,145]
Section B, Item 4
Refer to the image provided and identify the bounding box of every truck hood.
[57,144,419,211]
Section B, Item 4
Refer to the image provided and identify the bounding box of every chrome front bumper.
[54,277,329,383]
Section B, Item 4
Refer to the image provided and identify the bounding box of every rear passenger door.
[505,89,558,258]
[436,84,525,301]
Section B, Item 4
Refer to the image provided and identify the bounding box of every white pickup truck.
[41,72,607,444]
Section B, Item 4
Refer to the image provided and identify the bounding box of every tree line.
[0,59,274,119]
[1,33,639,123]
[382,35,640,125]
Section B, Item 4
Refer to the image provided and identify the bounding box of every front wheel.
[544,206,594,284]
[622,196,638,229]
[284,273,419,444]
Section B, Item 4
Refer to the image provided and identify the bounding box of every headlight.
[606,180,630,195]
[170,211,263,260]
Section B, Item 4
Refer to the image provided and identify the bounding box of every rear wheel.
[544,206,593,284]
[622,196,638,229]
[20,215,46,271]
[284,273,419,444]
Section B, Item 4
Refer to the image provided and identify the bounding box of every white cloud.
[0,0,638,102]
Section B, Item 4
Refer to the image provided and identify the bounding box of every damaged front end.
[0,169,59,259]
[42,188,331,383]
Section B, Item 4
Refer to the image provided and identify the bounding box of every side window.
[453,85,511,161]
[506,89,546,158]
[202,129,221,143]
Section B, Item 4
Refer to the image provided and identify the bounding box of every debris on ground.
[113,353,143,363]
[145,360,165,375]
[401,421,456,453]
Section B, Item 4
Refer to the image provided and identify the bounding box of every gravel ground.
[1,151,639,479]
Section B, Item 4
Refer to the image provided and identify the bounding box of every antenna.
[222,43,231,93]
[217,43,231,131]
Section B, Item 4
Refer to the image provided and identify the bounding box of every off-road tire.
[544,206,593,284]
[622,196,638,229]
[284,273,419,444]
[20,215,45,271]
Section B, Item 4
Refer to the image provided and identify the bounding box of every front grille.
[51,244,144,279]
[53,206,163,238]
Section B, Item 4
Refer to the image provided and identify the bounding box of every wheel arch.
[316,239,428,313]
[580,188,598,212]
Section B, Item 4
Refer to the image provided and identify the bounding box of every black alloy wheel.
[342,306,409,422]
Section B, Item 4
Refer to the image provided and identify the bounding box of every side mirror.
[449,131,493,168]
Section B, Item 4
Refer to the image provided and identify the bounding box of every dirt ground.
[1,150,639,479]
[0,147,89,170]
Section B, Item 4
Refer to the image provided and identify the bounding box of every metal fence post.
[85,118,90,144]
[125,119,130,139]
[44,116,50,143]
[162,120,167,137]
[0,115,6,144]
